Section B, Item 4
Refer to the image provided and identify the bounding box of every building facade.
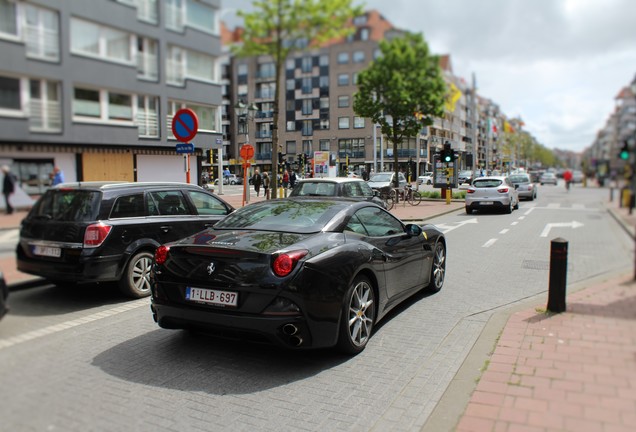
[0,0,223,194]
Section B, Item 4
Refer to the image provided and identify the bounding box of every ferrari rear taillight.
[272,250,308,277]
[155,245,170,265]
[497,187,509,193]
[83,222,112,248]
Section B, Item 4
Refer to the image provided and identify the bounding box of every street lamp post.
[234,100,258,205]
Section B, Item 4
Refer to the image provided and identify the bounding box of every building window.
[286,140,297,154]
[352,72,359,85]
[302,140,312,155]
[23,4,60,62]
[301,56,312,73]
[73,87,136,123]
[339,138,365,158]
[168,100,218,134]
[286,58,295,70]
[320,118,329,130]
[338,117,350,129]
[301,77,312,94]
[0,0,18,38]
[71,18,132,64]
[137,95,159,137]
[353,50,365,63]
[319,139,330,151]
[286,99,294,111]
[29,79,61,132]
[116,0,158,24]
[360,28,369,41]
[286,120,295,131]
[256,82,276,99]
[166,0,217,35]
[257,62,275,79]
[320,97,329,109]
[338,73,349,86]
[373,48,382,60]
[137,37,158,81]
[302,99,312,115]
[319,55,329,66]
[354,116,365,128]
[73,88,101,118]
[302,120,312,136]
[237,64,248,76]
[286,78,295,91]
[338,95,349,108]
[166,45,216,85]
[353,15,368,26]
[0,76,22,112]
[319,76,329,88]
[337,52,349,64]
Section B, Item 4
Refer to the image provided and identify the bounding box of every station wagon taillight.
[84,222,112,248]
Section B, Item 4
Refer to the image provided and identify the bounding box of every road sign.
[175,143,194,154]
[172,108,199,142]
[240,144,255,160]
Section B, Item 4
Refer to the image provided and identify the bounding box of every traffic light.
[442,142,453,163]
[208,149,217,164]
[619,141,630,161]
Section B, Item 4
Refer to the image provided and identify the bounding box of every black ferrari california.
[150,198,446,354]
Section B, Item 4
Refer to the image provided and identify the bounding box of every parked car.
[465,176,520,214]
[214,174,242,185]
[417,172,433,185]
[539,172,558,185]
[571,170,584,183]
[509,173,536,201]
[150,198,446,354]
[367,171,408,194]
[17,182,235,298]
[458,170,474,185]
[289,177,386,208]
[0,271,8,321]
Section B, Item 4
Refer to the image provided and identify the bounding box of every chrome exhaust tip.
[282,323,298,336]
[290,335,303,347]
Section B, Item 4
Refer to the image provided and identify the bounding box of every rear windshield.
[472,179,503,188]
[509,175,530,183]
[30,190,101,222]
[292,182,337,197]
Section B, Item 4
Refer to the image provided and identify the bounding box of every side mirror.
[404,223,422,237]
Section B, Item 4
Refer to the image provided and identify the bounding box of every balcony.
[137,111,159,138]
[24,24,59,62]
[137,52,158,81]
[256,152,272,160]
[29,100,62,132]
[255,130,272,139]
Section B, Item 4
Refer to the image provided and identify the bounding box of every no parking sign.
[172,108,198,143]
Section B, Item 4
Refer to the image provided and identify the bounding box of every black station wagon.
[17,182,235,298]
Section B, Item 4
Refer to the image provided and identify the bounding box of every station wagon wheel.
[337,275,375,355]
[119,251,153,298]
[427,242,446,293]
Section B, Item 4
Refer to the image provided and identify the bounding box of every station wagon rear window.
[31,190,101,222]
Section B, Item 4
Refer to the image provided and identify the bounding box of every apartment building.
[0,0,223,194]
[223,10,476,181]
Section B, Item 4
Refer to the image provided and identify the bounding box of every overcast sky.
[221,0,636,153]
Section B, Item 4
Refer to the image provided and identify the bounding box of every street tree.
[233,0,362,198]
[354,32,446,193]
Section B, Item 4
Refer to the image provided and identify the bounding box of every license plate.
[33,245,61,257]
[480,201,494,205]
[186,287,238,307]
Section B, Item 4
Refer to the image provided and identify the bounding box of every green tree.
[354,32,446,191]
[234,0,362,198]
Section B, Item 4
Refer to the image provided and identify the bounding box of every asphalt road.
[0,183,630,431]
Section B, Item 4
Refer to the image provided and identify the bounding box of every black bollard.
[547,238,568,313]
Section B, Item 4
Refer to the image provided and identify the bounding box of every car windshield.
[214,200,347,233]
[509,175,530,183]
[369,173,392,182]
[472,179,503,188]
[30,190,101,222]
[291,182,337,196]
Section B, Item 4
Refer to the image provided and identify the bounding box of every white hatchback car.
[465,176,520,214]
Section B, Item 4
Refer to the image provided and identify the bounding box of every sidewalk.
[429,194,636,432]
[0,192,463,288]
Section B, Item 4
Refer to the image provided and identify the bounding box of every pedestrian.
[282,169,289,189]
[290,170,297,188]
[362,169,369,181]
[51,166,64,185]
[223,167,231,184]
[2,165,16,215]
[262,172,270,199]
[252,169,262,197]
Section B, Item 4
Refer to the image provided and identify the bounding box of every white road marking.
[511,221,518,226]
[540,221,585,238]
[483,238,497,248]
[0,298,150,351]
[499,229,509,234]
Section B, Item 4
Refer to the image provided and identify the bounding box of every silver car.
[509,173,536,201]
[465,176,520,214]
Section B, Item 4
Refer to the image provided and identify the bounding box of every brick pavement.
[448,195,636,432]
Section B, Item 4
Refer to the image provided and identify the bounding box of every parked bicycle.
[403,184,423,206]
[373,188,396,211]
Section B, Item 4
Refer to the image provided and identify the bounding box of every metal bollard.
[547,238,568,313]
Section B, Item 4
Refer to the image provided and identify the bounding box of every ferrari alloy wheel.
[338,275,375,355]
[119,251,153,298]
[427,242,446,293]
